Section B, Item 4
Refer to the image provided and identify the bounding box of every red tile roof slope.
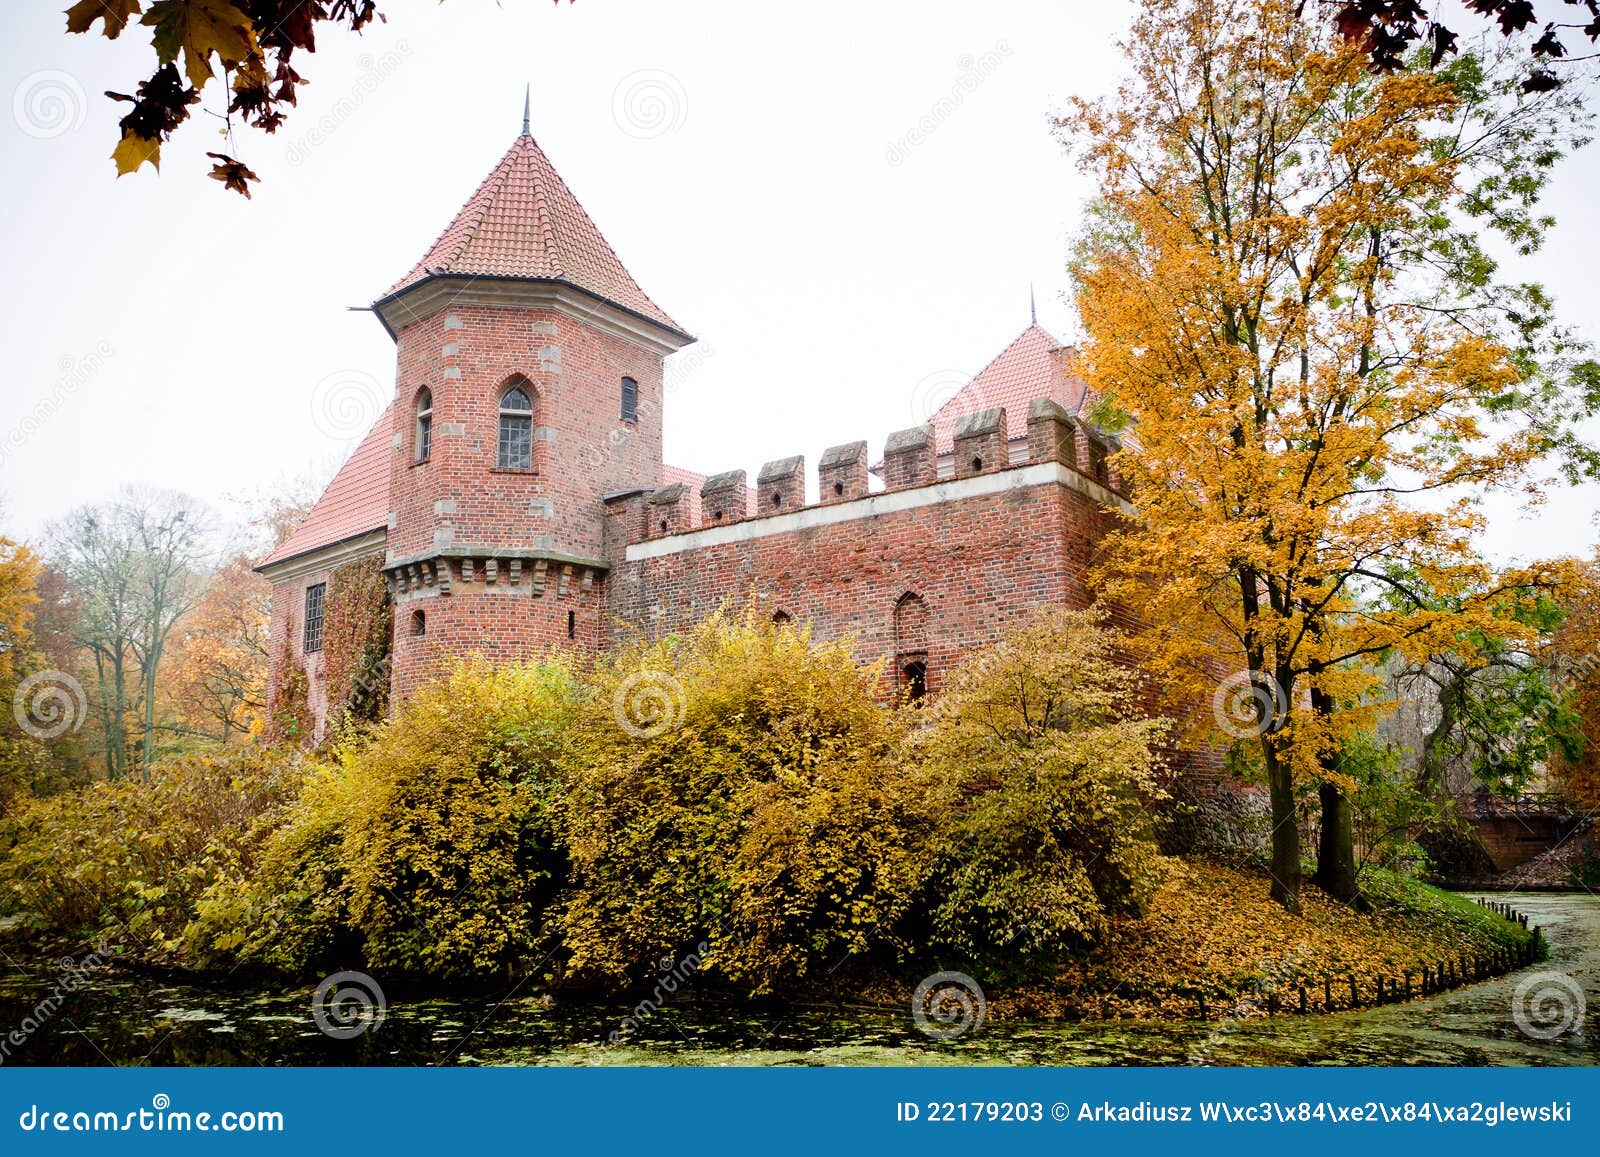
[383,133,683,334]
[259,403,395,569]
[927,324,1090,453]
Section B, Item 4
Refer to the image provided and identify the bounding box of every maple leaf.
[65,0,143,39]
[106,63,197,143]
[1492,0,1538,35]
[112,133,161,175]
[228,53,273,122]
[1522,68,1562,93]
[1428,23,1459,68]
[1531,24,1567,58]
[206,151,258,197]
[252,0,317,53]
[1332,4,1369,43]
[142,0,258,88]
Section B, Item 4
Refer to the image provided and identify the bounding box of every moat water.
[1,892,1594,1066]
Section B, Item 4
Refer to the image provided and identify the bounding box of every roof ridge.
[966,322,1060,388]
[410,148,513,281]
[523,137,564,280]
[523,136,670,320]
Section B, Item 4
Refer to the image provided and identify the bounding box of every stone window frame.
[414,387,433,464]
[496,382,535,471]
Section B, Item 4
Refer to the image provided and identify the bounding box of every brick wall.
[387,561,604,700]
[387,305,666,565]
[266,569,334,739]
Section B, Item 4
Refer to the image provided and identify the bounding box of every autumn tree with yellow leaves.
[1551,551,1600,809]
[1065,0,1597,910]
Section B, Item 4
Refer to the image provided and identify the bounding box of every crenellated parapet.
[603,395,1129,549]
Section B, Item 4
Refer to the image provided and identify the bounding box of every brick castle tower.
[369,111,694,696]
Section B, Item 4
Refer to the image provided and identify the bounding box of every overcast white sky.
[1,0,1596,563]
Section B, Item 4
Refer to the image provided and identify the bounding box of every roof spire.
[1029,282,1037,326]
[521,84,530,136]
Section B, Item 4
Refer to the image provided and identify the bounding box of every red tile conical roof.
[381,133,683,334]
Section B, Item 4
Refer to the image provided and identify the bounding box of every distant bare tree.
[49,489,211,779]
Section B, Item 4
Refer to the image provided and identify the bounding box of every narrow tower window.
[620,376,638,424]
[901,660,927,704]
[893,592,929,703]
[303,583,326,653]
[414,387,433,463]
[498,386,533,469]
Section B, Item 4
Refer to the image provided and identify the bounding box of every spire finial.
[521,84,531,136]
[1029,282,1037,326]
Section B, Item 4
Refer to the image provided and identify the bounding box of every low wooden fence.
[1189,898,1540,1021]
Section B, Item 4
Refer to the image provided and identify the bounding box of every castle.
[259,120,1159,753]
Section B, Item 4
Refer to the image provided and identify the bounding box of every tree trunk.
[1262,733,1302,913]
[1313,780,1362,905]
[1310,686,1361,906]
[1417,674,1459,795]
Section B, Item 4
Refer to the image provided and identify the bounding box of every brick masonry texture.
[387,305,666,564]
[604,475,1099,697]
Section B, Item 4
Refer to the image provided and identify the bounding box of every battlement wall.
[602,398,1128,553]
[601,399,1137,702]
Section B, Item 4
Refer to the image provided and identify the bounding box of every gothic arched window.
[414,387,433,463]
[894,592,929,703]
[498,385,533,470]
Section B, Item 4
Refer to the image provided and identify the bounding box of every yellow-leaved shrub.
[0,749,300,957]
[201,660,577,978]
[910,608,1170,964]
[557,609,926,992]
[10,605,1177,994]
